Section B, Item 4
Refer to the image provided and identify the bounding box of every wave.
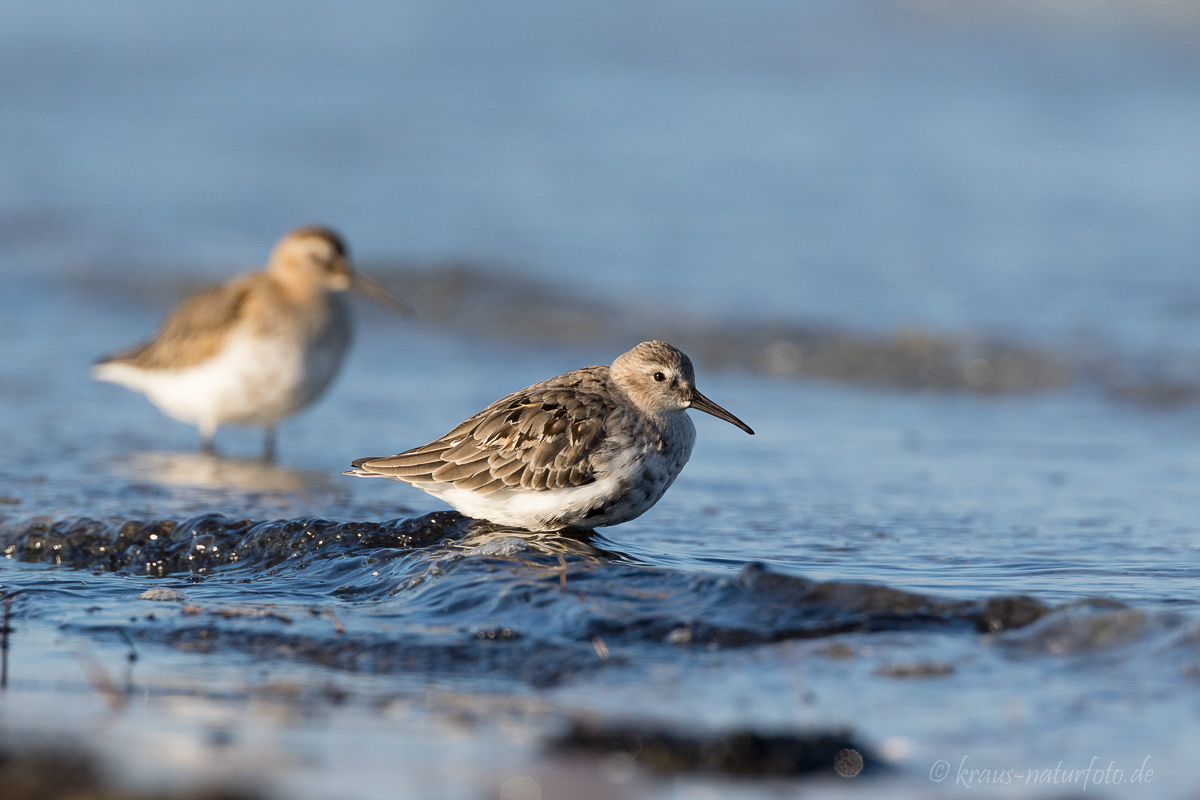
[66,259,1200,405]
[5,511,1181,691]
[358,262,1200,405]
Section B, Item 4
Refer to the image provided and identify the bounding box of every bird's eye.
[652,371,666,382]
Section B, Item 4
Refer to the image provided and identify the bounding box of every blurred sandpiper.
[345,340,753,530]
[94,226,411,459]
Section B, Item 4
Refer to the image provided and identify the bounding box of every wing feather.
[490,456,527,482]
[474,411,514,442]
[97,277,257,370]
[441,437,488,463]
[353,443,453,470]
[349,366,626,494]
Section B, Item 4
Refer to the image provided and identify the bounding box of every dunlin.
[94,226,410,459]
[346,341,753,530]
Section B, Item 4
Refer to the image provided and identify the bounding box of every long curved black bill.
[690,389,754,435]
[351,272,415,317]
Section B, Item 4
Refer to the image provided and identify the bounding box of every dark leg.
[201,432,216,455]
[262,426,277,462]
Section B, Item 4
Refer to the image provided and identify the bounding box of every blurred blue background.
[4,0,1200,349]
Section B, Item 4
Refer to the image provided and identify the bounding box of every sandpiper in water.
[93,226,411,459]
[346,341,753,530]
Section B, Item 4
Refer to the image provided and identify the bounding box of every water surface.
[3,2,1200,798]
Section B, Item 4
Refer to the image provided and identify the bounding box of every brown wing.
[97,278,255,370]
[351,367,620,494]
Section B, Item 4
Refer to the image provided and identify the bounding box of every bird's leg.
[262,426,277,463]
[199,422,218,456]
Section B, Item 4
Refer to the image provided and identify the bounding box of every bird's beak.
[689,389,754,435]
[350,271,414,317]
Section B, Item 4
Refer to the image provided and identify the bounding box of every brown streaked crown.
[267,226,353,293]
[286,225,348,258]
[610,340,696,415]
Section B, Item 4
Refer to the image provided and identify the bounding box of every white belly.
[95,318,350,435]
[418,413,697,530]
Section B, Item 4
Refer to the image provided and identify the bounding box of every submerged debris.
[139,587,187,602]
[996,599,1155,655]
[657,563,1053,646]
[875,661,956,679]
[551,720,879,778]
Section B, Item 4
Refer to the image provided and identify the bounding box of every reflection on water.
[451,519,642,562]
[109,451,335,493]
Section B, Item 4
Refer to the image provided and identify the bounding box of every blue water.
[3,2,1200,798]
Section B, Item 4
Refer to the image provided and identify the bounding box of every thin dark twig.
[116,628,138,663]
[324,606,346,635]
[1,594,12,691]
[75,645,129,713]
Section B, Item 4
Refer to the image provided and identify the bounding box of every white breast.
[95,296,351,435]
[418,410,697,530]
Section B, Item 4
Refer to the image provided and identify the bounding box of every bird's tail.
[344,456,387,478]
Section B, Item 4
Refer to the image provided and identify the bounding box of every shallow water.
[4,2,1200,798]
